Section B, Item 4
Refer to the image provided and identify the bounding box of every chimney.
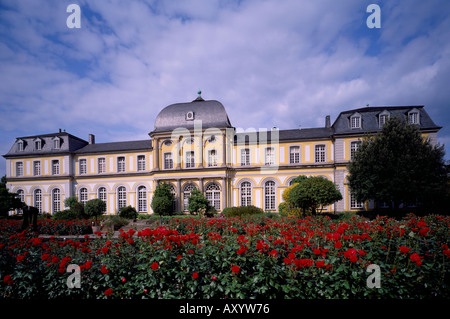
[89,134,95,145]
[325,115,331,128]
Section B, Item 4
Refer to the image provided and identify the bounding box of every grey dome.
[152,96,232,133]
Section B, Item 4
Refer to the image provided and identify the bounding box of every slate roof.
[3,132,88,158]
[332,106,441,135]
[234,127,333,144]
[152,96,232,133]
[74,140,152,154]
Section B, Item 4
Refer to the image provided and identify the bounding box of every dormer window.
[408,109,420,124]
[379,110,390,128]
[17,140,24,152]
[34,138,43,151]
[350,113,362,129]
[53,137,61,149]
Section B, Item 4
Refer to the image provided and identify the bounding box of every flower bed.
[0,214,449,299]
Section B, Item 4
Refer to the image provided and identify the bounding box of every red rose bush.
[0,214,449,299]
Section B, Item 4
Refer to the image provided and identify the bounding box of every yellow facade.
[3,100,441,215]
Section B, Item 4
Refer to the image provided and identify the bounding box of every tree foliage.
[151,182,175,216]
[0,176,24,217]
[287,176,342,214]
[347,116,447,210]
[187,189,211,216]
[84,198,106,222]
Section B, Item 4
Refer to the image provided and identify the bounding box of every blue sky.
[1,0,449,177]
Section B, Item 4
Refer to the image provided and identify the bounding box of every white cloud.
[1,0,450,177]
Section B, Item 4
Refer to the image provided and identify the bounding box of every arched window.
[98,187,107,211]
[264,181,276,211]
[206,183,221,211]
[138,186,147,212]
[168,184,177,212]
[16,189,24,203]
[117,186,127,210]
[34,189,42,213]
[240,182,252,207]
[79,188,88,206]
[183,183,197,211]
[52,188,61,214]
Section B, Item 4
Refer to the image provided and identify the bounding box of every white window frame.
[208,149,218,167]
[98,187,107,204]
[183,183,197,211]
[289,145,300,164]
[408,110,420,124]
[52,188,61,214]
[33,161,41,176]
[206,183,221,211]
[240,148,251,166]
[98,157,106,174]
[315,144,326,163]
[79,159,87,175]
[137,155,146,171]
[264,147,275,166]
[350,193,363,209]
[17,140,24,152]
[117,156,126,173]
[350,140,361,160]
[117,186,127,210]
[16,162,24,177]
[34,189,42,213]
[53,137,61,149]
[137,186,147,212]
[79,188,88,206]
[264,180,276,211]
[240,181,252,207]
[35,139,42,151]
[379,111,390,128]
[185,151,195,168]
[350,113,362,129]
[52,160,60,175]
[163,152,173,169]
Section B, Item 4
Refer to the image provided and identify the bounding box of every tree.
[0,175,24,217]
[84,198,106,223]
[151,183,175,216]
[288,176,342,215]
[187,189,210,216]
[347,116,447,210]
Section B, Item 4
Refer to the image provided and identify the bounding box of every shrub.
[151,183,175,216]
[222,205,264,217]
[52,209,80,220]
[119,206,138,220]
[187,189,210,215]
[84,199,106,223]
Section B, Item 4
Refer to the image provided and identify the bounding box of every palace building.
[3,93,441,215]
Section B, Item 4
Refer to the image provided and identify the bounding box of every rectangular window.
[351,116,361,129]
[137,155,146,171]
[409,112,418,124]
[35,140,41,150]
[79,159,87,175]
[98,158,106,173]
[33,161,41,176]
[52,160,60,175]
[208,150,218,167]
[350,141,361,160]
[315,145,326,163]
[289,146,300,164]
[379,115,388,127]
[164,153,173,169]
[350,193,363,209]
[53,139,60,149]
[17,141,24,152]
[264,147,275,166]
[16,162,24,177]
[186,151,195,168]
[117,156,126,173]
[240,148,251,166]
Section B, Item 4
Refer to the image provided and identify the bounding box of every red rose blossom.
[192,272,199,279]
[231,265,240,273]
[151,262,159,270]
[104,288,113,296]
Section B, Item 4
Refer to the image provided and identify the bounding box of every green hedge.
[222,205,264,217]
